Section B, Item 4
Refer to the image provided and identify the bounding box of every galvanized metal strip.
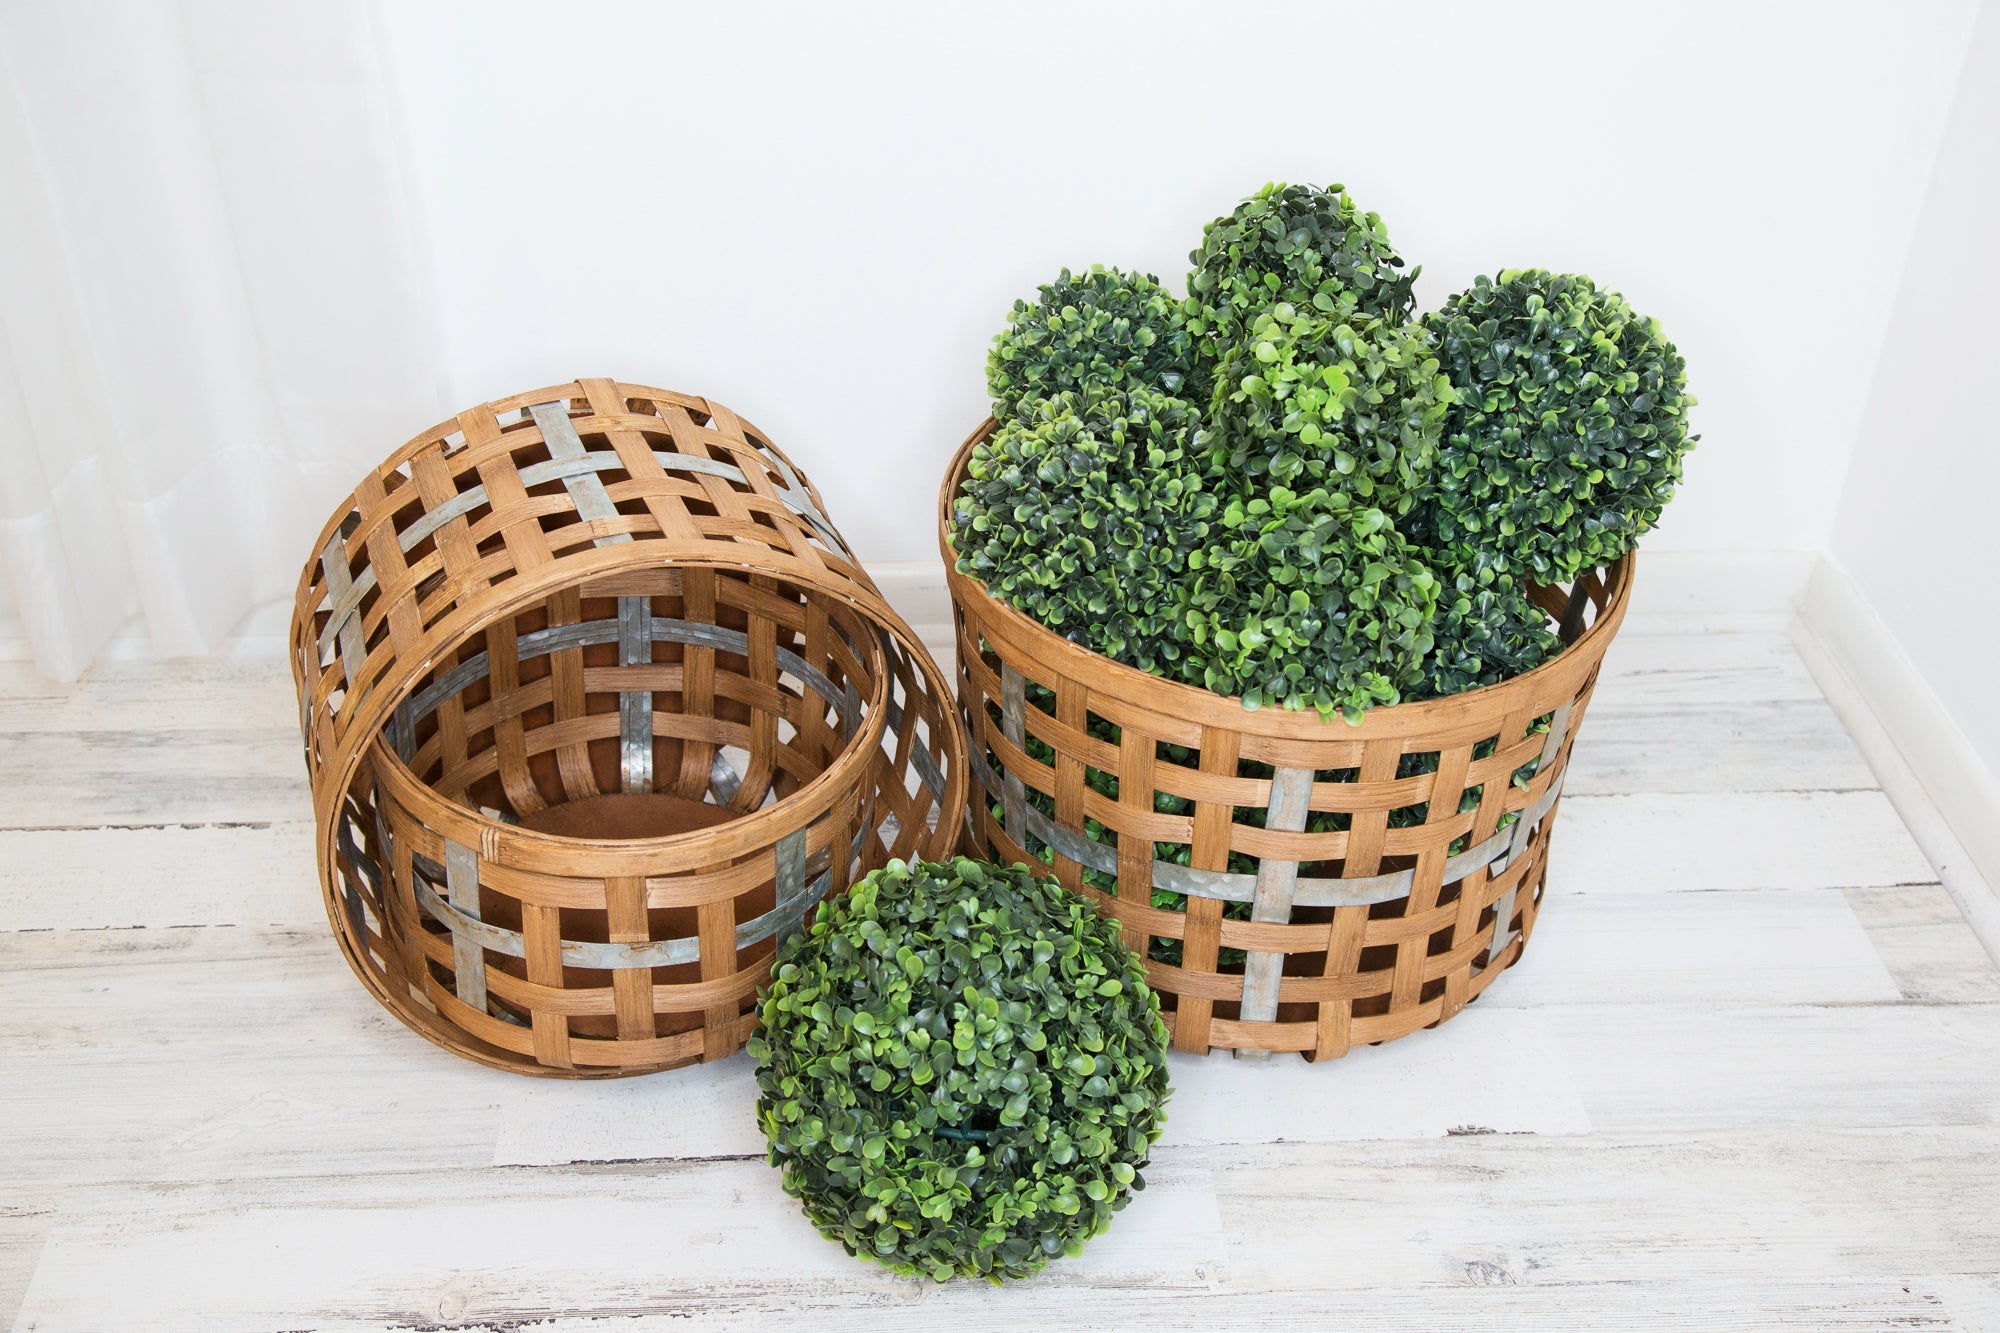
[335,807,381,895]
[399,616,849,734]
[1506,701,1573,867]
[999,664,1030,846]
[1558,581,1593,644]
[312,439,848,663]
[390,700,415,763]
[528,401,633,548]
[731,435,850,558]
[648,450,748,488]
[1238,767,1314,1056]
[773,827,810,951]
[443,839,489,1013]
[966,743,1568,911]
[524,441,843,550]
[708,750,743,804]
[880,689,948,801]
[394,480,490,555]
[750,862,825,956]
[617,596,653,794]
[658,620,850,727]
[412,847,830,970]
[294,647,314,744]
[388,448,838,562]
[317,528,370,683]
[334,806,380,944]
[1491,705,1572,965]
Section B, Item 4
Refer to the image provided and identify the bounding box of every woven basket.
[940,419,1632,1061]
[292,379,967,1076]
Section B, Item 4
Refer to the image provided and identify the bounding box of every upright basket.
[292,379,966,1076]
[941,420,1631,1062]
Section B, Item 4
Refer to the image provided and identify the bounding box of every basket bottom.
[517,792,741,841]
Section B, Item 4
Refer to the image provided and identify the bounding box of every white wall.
[371,0,1977,564]
[0,0,1984,675]
[1830,1,2000,777]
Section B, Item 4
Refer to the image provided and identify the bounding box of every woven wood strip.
[941,418,1632,1063]
[292,381,967,1078]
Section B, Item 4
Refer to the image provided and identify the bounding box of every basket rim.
[937,416,1634,741]
[364,568,897,872]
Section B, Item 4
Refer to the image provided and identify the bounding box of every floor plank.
[492,1002,2000,1164]
[1499,888,1902,1006]
[427,1282,1997,1332]
[0,823,322,932]
[1551,790,1936,895]
[1547,1002,2000,1133]
[0,660,307,830]
[1846,884,2000,1003]
[0,731,308,830]
[0,1195,53,1333]
[0,660,296,735]
[13,1129,1997,1330]
[1591,629,1825,706]
[1564,698,1879,795]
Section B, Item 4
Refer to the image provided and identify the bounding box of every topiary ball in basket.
[749,857,1171,1283]
[1422,268,1697,585]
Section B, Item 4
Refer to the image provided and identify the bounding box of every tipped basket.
[292,379,967,1076]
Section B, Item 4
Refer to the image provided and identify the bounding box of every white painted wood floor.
[4,614,1998,1332]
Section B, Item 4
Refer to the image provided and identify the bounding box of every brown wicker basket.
[940,419,1631,1061]
[292,379,967,1076]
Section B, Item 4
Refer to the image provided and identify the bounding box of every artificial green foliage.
[1185,486,1439,720]
[1417,547,1562,698]
[1186,182,1417,344]
[955,190,1698,725]
[952,385,1216,675]
[1207,287,1453,514]
[987,265,1203,422]
[1424,269,1697,583]
[750,857,1171,1284]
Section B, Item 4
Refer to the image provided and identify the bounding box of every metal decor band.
[968,742,1568,909]
[397,615,860,742]
[617,595,654,794]
[528,402,634,546]
[410,846,831,973]
[314,440,851,665]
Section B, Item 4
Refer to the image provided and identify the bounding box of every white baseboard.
[1796,556,2000,964]
[864,561,954,642]
[1617,548,1817,630]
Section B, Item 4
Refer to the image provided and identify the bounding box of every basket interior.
[373,565,883,1045]
[390,566,878,829]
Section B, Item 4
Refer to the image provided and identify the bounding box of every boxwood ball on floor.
[749,857,1171,1282]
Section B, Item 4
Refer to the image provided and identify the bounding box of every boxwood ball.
[1423,268,1697,584]
[748,857,1171,1283]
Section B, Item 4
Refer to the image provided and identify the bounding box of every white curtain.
[0,0,443,680]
